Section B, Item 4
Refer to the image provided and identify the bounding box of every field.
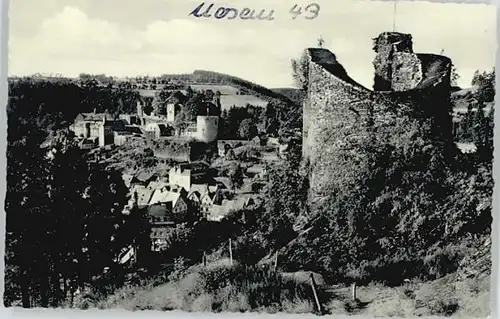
[220,95,268,110]
[190,84,240,95]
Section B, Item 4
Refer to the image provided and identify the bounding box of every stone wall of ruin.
[303,32,453,210]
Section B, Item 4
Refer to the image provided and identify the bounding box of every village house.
[136,171,158,185]
[217,142,237,160]
[119,114,140,125]
[146,186,201,252]
[168,161,210,192]
[207,195,256,221]
[187,183,223,216]
[267,137,280,147]
[122,173,142,189]
[218,142,229,157]
[116,245,137,266]
[78,137,98,150]
[148,185,189,218]
[245,164,267,180]
[125,125,144,136]
[114,131,133,146]
[146,179,170,191]
[70,112,128,147]
[213,177,232,191]
[122,184,154,215]
[279,143,290,158]
[147,205,177,252]
[144,123,174,139]
[251,135,265,146]
[166,103,183,123]
[124,180,199,251]
[150,227,175,252]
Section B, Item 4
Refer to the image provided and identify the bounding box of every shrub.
[159,262,327,313]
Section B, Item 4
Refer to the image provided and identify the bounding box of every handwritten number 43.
[290,3,320,20]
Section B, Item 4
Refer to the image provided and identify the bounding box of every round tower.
[196,116,219,143]
[136,99,144,117]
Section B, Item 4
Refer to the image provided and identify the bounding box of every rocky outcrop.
[457,236,491,281]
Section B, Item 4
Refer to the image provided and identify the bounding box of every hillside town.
[60,83,291,261]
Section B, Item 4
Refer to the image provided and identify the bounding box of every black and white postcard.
[4,0,496,317]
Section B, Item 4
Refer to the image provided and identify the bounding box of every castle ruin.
[302,32,455,210]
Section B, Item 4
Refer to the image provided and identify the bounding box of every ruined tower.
[302,32,453,211]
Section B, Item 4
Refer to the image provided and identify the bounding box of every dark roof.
[105,119,127,131]
[76,113,114,122]
[176,161,209,174]
[136,171,157,182]
[157,124,173,135]
[166,91,187,104]
[147,203,173,217]
[125,126,143,134]
[114,131,131,136]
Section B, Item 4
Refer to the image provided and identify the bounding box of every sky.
[8,0,497,89]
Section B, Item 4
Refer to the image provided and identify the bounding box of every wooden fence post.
[273,251,278,272]
[351,282,357,301]
[203,251,207,267]
[229,238,233,265]
[310,273,322,315]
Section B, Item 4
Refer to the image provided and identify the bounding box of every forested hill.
[271,88,305,106]
[147,70,303,136]
[190,70,300,107]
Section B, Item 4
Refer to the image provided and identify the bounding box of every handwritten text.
[189,2,275,21]
[189,2,321,21]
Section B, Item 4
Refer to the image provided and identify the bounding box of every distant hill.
[186,70,303,135]
[189,70,299,107]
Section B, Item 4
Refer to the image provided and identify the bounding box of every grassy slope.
[93,264,489,316]
[94,237,491,316]
[325,274,489,317]
[95,259,328,313]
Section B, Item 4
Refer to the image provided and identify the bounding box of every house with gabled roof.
[122,173,142,189]
[71,112,128,147]
[187,182,222,214]
[129,185,155,208]
[168,161,210,192]
[135,171,158,185]
[206,195,256,221]
[145,123,174,139]
[146,179,170,191]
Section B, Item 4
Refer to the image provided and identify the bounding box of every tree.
[291,50,309,92]
[238,118,258,140]
[143,100,153,116]
[472,68,495,103]
[152,90,168,115]
[473,103,487,146]
[226,164,244,192]
[221,107,248,140]
[474,104,494,163]
[5,114,128,307]
[459,103,475,142]
[451,64,460,87]
[258,149,307,250]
